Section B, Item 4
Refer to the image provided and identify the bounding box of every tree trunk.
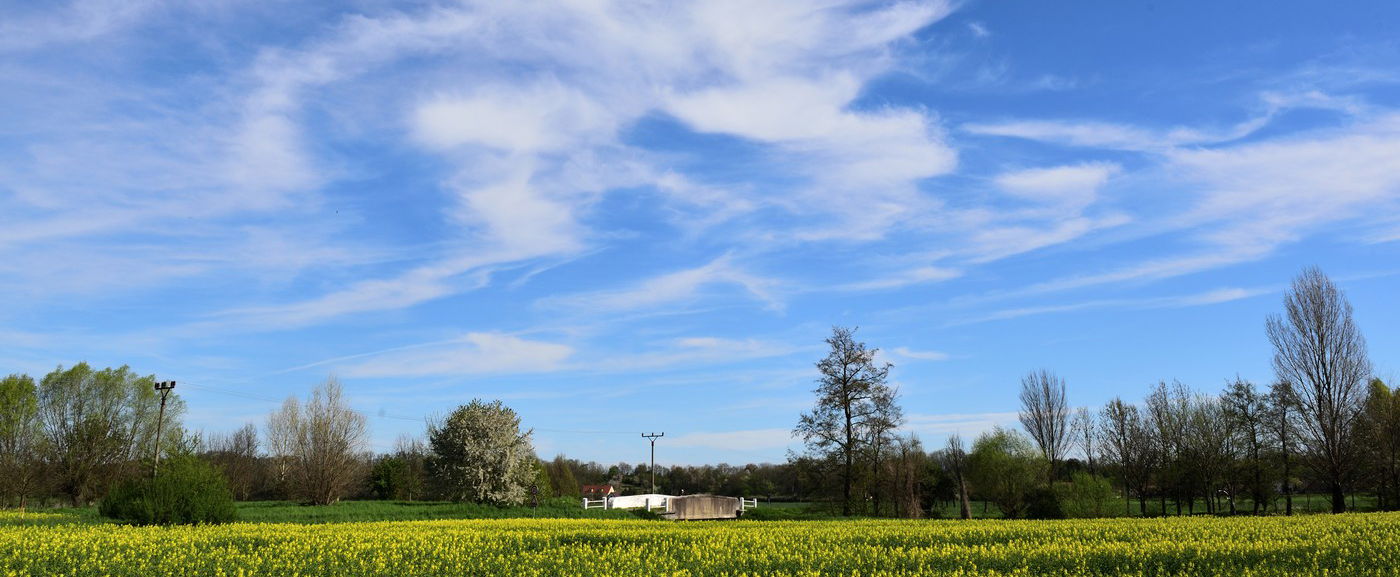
[958,479,972,520]
[842,404,854,517]
[1332,482,1346,514]
[842,449,852,517]
[1283,452,1293,515]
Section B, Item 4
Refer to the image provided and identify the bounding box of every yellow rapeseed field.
[2,512,1397,576]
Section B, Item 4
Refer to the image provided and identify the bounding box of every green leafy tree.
[428,399,536,505]
[0,374,43,508]
[38,363,178,505]
[967,427,1045,519]
[548,455,580,497]
[1359,379,1400,510]
[369,456,410,500]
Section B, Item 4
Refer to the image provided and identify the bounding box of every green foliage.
[1059,472,1116,518]
[428,399,536,505]
[369,456,410,500]
[99,455,236,525]
[38,363,180,506]
[967,427,1046,519]
[740,503,842,520]
[547,455,580,497]
[533,459,553,500]
[0,374,42,508]
[1024,487,1066,519]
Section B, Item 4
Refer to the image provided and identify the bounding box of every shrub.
[1024,487,1066,519]
[1060,472,1115,518]
[100,455,237,525]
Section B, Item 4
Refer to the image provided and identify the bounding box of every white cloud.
[412,82,617,154]
[902,411,1021,442]
[836,266,962,291]
[667,75,864,142]
[994,162,1118,214]
[948,286,1274,326]
[962,116,1269,152]
[588,337,798,372]
[0,0,160,52]
[340,333,573,378]
[540,255,781,314]
[891,347,950,361]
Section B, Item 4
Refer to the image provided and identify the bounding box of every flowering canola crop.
[2,512,1397,576]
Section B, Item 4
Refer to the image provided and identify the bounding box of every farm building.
[580,484,617,499]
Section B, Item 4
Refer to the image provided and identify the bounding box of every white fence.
[740,497,758,511]
[583,494,670,511]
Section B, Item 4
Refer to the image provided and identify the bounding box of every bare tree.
[299,377,369,505]
[1266,266,1372,514]
[266,377,369,505]
[1072,407,1098,474]
[1222,378,1271,514]
[265,397,300,499]
[888,434,925,519]
[1099,397,1153,516]
[865,389,903,516]
[941,434,973,519]
[1145,381,1188,515]
[794,326,900,516]
[207,423,260,500]
[1182,392,1235,514]
[1019,369,1070,480]
[1266,380,1298,515]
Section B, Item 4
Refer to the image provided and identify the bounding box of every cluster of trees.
[0,364,191,508]
[790,267,1397,518]
[0,361,800,509]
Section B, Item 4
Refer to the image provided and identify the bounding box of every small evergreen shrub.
[100,455,237,525]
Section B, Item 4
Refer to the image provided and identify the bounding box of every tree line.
[1,266,1394,519]
[788,267,1398,517]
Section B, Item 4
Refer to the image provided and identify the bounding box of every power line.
[533,427,638,435]
[178,381,645,436]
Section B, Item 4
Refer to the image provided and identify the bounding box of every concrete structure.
[607,493,669,511]
[581,492,757,520]
[666,495,741,520]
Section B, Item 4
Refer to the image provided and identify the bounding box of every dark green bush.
[100,455,237,525]
[1024,486,1066,519]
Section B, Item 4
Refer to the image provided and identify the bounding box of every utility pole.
[642,432,664,494]
[152,380,176,477]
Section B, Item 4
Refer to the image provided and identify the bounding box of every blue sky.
[3,0,1399,465]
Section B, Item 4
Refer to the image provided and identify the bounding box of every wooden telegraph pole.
[152,380,177,477]
[642,432,664,494]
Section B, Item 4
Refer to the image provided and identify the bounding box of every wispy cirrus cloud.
[539,255,782,315]
[339,333,573,378]
[947,286,1275,327]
